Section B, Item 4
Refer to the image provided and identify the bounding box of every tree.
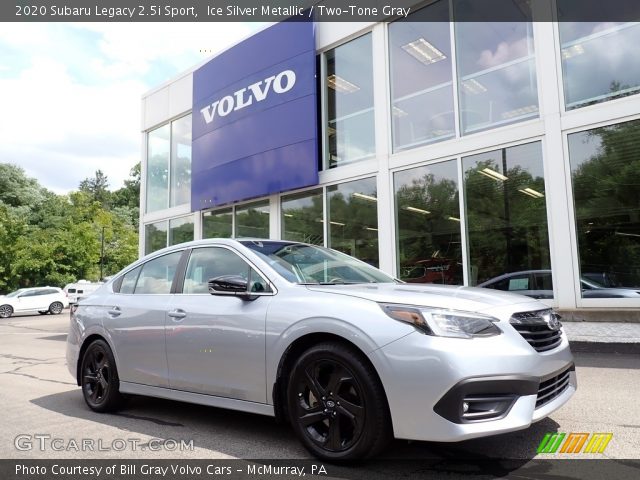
[0,161,140,293]
[0,164,44,210]
[79,170,111,207]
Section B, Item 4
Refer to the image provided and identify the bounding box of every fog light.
[461,395,516,422]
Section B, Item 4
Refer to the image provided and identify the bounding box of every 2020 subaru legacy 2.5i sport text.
[66,239,576,461]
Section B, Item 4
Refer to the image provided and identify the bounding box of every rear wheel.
[286,342,391,461]
[80,339,125,412]
[0,305,13,318]
[48,302,64,315]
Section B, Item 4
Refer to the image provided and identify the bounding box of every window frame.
[175,245,277,297]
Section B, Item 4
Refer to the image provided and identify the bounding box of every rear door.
[105,251,183,388]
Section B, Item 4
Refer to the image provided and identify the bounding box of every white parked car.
[63,281,102,304]
[0,287,69,318]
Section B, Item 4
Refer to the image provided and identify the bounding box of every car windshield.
[241,241,397,285]
[6,289,26,298]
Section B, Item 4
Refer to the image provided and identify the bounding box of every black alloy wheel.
[287,342,391,461]
[80,340,124,412]
[48,302,64,315]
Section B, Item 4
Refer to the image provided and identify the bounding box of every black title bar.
[4,0,640,22]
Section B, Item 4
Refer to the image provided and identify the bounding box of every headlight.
[380,304,501,339]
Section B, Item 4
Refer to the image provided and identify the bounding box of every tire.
[80,339,125,413]
[0,304,13,319]
[286,342,391,461]
[48,302,64,315]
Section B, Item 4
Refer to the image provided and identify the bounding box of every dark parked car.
[478,270,640,299]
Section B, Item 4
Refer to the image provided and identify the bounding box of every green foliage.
[0,163,140,294]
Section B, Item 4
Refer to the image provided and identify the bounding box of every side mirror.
[208,275,255,300]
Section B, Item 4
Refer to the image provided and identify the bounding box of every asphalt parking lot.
[1,312,639,462]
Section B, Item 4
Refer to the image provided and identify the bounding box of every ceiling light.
[501,104,538,119]
[352,192,378,202]
[327,74,360,93]
[283,213,294,218]
[518,187,545,198]
[479,168,508,182]
[365,227,378,231]
[447,216,461,222]
[402,38,447,65]
[561,43,584,60]
[330,221,345,226]
[461,78,488,95]
[403,206,431,215]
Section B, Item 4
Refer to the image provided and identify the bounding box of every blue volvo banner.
[191,20,318,211]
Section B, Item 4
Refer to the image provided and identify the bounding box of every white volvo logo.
[200,69,297,124]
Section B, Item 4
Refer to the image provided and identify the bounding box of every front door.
[165,246,272,403]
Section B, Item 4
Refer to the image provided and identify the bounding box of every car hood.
[305,283,537,312]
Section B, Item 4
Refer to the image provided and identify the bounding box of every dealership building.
[139,3,640,317]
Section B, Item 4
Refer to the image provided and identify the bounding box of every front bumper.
[370,321,576,442]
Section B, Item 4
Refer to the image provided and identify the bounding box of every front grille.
[510,310,563,352]
[536,365,573,409]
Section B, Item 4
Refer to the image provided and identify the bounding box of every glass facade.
[203,208,232,239]
[463,142,550,287]
[144,221,167,255]
[569,120,640,296]
[389,1,454,151]
[394,160,462,285]
[235,200,269,238]
[558,2,640,109]
[169,216,194,246]
[454,1,538,134]
[146,115,192,213]
[325,34,375,168]
[142,19,640,310]
[281,189,324,245]
[170,115,192,207]
[328,177,379,267]
[146,125,170,213]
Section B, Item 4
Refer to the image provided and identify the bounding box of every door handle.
[168,309,187,320]
[108,306,121,317]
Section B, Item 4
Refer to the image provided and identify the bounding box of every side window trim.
[172,249,192,294]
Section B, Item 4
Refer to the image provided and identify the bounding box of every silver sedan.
[66,239,576,460]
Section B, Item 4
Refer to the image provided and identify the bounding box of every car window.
[134,252,182,295]
[507,275,530,291]
[183,247,271,294]
[534,272,553,290]
[119,266,142,294]
[67,288,76,293]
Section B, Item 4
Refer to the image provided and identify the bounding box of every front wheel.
[80,339,125,412]
[48,302,64,315]
[0,304,13,318]
[287,342,391,461]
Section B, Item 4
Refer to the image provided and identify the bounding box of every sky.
[0,22,262,194]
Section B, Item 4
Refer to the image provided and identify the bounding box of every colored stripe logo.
[537,433,612,454]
